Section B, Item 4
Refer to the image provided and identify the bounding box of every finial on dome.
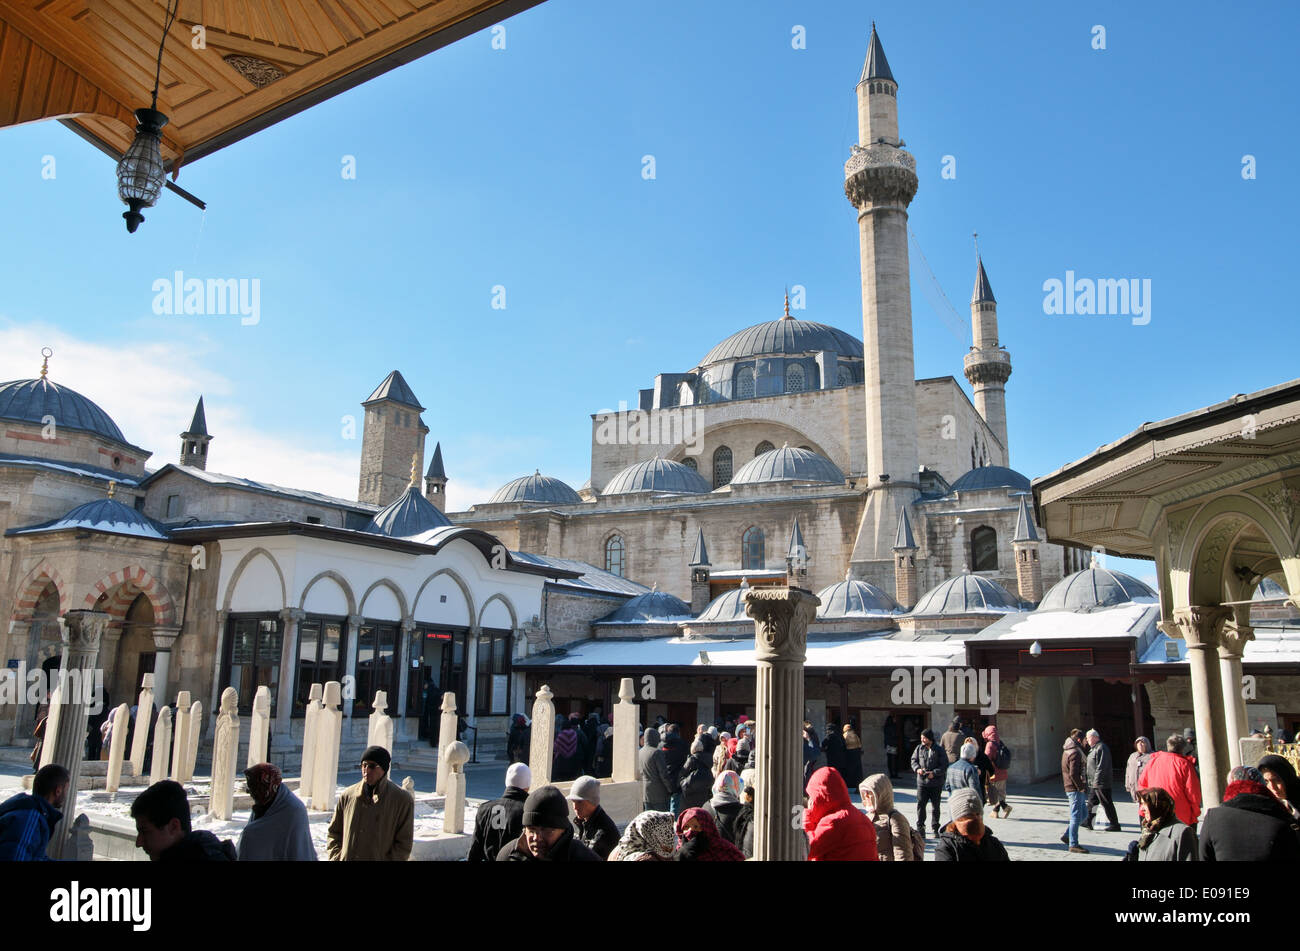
[782,441,789,449]
[107,480,116,499]
[845,569,852,582]
[535,468,541,476]
[652,581,658,592]
[783,289,792,320]
[410,453,419,487]
[39,347,52,379]
[740,576,750,589]
[1090,552,1100,569]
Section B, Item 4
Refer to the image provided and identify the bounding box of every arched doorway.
[113,594,156,702]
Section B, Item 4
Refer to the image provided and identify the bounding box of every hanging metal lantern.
[116,108,169,233]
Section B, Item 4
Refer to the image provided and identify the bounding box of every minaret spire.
[962,238,1012,456]
[180,395,213,470]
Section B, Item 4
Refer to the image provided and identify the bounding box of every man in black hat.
[495,787,601,861]
[326,745,414,861]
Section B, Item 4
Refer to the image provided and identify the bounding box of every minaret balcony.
[844,144,918,207]
[963,348,1012,385]
[844,143,916,178]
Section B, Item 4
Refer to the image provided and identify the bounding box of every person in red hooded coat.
[804,766,878,861]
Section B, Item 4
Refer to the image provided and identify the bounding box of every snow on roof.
[0,453,143,485]
[516,631,965,669]
[1139,625,1300,666]
[970,603,1158,642]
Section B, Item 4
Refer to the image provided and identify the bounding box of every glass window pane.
[299,621,319,664]
[322,622,341,666]
[492,636,506,670]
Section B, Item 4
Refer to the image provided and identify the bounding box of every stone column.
[210,687,240,819]
[149,706,172,785]
[343,615,364,720]
[274,608,305,738]
[743,587,819,862]
[298,683,323,801]
[150,626,181,708]
[1218,614,1254,769]
[44,610,108,860]
[436,692,459,795]
[128,673,155,777]
[1170,606,1233,810]
[311,681,343,812]
[443,741,470,834]
[612,677,638,782]
[170,691,191,783]
[529,684,555,788]
[104,703,130,794]
[100,623,124,700]
[247,685,271,768]
[396,618,416,741]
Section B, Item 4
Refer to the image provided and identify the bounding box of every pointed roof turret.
[859,22,895,84]
[893,505,918,549]
[972,255,996,304]
[362,370,425,411]
[184,396,209,437]
[787,517,807,559]
[426,442,446,480]
[1013,497,1040,543]
[689,528,710,567]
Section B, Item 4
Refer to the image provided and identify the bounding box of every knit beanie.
[360,745,391,774]
[505,763,531,791]
[949,788,981,822]
[522,786,572,831]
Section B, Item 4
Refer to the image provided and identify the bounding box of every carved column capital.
[346,614,365,630]
[1218,620,1255,659]
[279,607,306,625]
[61,610,110,652]
[1170,605,1233,649]
[399,617,418,633]
[743,588,820,664]
[151,625,182,651]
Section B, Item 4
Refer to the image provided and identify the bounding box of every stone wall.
[142,470,367,528]
[0,420,149,478]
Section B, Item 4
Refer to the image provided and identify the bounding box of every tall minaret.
[846,24,921,584]
[962,251,1012,454]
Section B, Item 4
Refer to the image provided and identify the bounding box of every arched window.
[736,366,755,400]
[837,366,852,387]
[605,535,625,577]
[681,457,698,471]
[755,441,775,457]
[713,446,733,488]
[971,526,998,572]
[742,527,765,570]
[785,363,805,393]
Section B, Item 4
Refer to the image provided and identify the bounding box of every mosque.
[1,27,1294,781]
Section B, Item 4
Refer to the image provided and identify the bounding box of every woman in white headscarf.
[608,811,678,861]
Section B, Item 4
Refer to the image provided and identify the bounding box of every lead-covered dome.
[696,579,752,622]
[489,471,582,505]
[816,577,900,618]
[1037,566,1157,613]
[597,588,693,623]
[0,377,128,444]
[732,446,844,486]
[948,465,1032,494]
[11,497,168,539]
[698,318,863,368]
[603,457,711,496]
[365,484,453,537]
[909,572,1021,616]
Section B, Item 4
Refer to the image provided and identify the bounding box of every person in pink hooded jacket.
[983,724,1012,818]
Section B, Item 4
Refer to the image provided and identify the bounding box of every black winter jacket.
[933,824,1010,862]
[158,830,237,862]
[661,736,689,787]
[703,799,745,847]
[467,786,528,862]
[574,805,620,860]
[1200,793,1300,861]
[911,743,947,789]
[679,752,714,809]
[496,826,602,862]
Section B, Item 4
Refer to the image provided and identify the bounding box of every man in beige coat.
[327,746,414,861]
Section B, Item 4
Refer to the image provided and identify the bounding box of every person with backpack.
[860,773,921,861]
[982,724,1012,818]
[679,737,714,810]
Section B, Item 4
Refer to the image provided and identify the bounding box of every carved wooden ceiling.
[0,0,543,172]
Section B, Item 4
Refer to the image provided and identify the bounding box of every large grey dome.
[732,446,845,486]
[909,572,1021,616]
[365,484,453,537]
[604,457,711,495]
[0,377,128,444]
[597,589,693,623]
[696,580,752,622]
[699,318,863,368]
[949,465,1031,494]
[10,496,168,539]
[1038,567,1157,612]
[489,471,581,505]
[816,577,900,618]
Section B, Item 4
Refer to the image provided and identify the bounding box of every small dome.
[489,471,581,505]
[13,497,167,539]
[909,572,1021,616]
[696,579,752,622]
[699,319,863,368]
[1038,567,1157,613]
[816,577,900,618]
[365,485,453,537]
[604,457,711,496]
[597,588,693,623]
[948,465,1032,494]
[0,377,129,444]
[732,446,844,486]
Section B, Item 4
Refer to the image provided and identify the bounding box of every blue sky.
[2,0,1295,583]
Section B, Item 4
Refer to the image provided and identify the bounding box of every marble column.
[45,610,108,860]
[274,608,305,740]
[150,625,181,708]
[343,614,364,721]
[1170,606,1233,810]
[529,684,555,788]
[395,618,416,742]
[1218,613,1254,769]
[744,586,819,862]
